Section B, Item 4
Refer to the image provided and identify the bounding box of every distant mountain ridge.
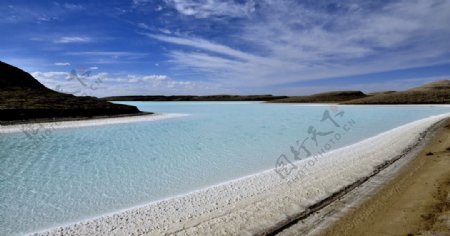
[101,95,289,102]
[0,61,142,124]
[1,60,448,126]
[408,80,450,91]
[268,91,367,103]
[343,80,450,104]
[103,80,450,104]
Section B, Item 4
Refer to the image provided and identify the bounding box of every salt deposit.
[31,113,450,235]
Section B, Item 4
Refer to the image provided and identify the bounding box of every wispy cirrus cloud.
[149,34,260,61]
[64,51,148,64]
[3,0,450,96]
[54,36,92,44]
[272,75,450,96]
[31,71,224,96]
[63,3,84,10]
[54,62,70,66]
[31,71,70,80]
[153,0,450,89]
[65,51,147,57]
[132,0,152,6]
[164,0,255,18]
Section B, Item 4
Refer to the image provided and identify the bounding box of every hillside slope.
[102,95,288,101]
[269,91,367,103]
[344,80,450,104]
[0,61,142,124]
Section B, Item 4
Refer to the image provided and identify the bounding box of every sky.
[1,0,450,97]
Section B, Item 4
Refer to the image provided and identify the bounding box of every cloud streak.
[65,51,147,57]
[31,71,225,96]
[164,0,256,18]
[55,36,92,44]
[154,0,450,89]
[3,0,450,95]
[54,62,71,66]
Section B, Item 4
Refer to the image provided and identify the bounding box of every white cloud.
[63,3,84,10]
[148,34,262,62]
[142,75,169,81]
[137,22,151,30]
[55,36,92,44]
[125,74,169,83]
[37,16,53,22]
[31,71,217,96]
[133,0,152,6]
[154,0,450,89]
[272,76,450,96]
[31,71,69,80]
[164,0,256,18]
[66,51,147,58]
[159,28,171,34]
[54,62,70,66]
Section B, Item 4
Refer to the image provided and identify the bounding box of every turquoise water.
[1,102,450,235]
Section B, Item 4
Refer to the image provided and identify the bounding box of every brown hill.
[269,91,367,103]
[367,91,397,96]
[0,61,142,124]
[407,80,450,92]
[344,80,450,104]
[102,95,288,101]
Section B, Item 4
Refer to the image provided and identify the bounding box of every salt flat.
[32,112,450,235]
[0,113,188,134]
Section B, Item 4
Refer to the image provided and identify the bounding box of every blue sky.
[1,0,450,96]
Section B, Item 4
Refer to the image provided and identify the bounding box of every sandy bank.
[31,113,450,236]
[312,119,450,236]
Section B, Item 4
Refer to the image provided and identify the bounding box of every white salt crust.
[0,113,188,134]
[30,113,450,236]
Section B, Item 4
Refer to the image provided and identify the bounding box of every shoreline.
[311,118,450,236]
[0,113,188,134]
[30,113,450,236]
[289,104,450,107]
[0,112,154,126]
[276,117,447,235]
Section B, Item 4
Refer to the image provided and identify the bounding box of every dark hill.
[0,61,49,89]
[269,91,367,103]
[367,91,397,96]
[344,80,450,104]
[0,61,142,124]
[407,80,450,92]
[102,95,288,101]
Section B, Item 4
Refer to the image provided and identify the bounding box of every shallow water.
[1,102,449,235]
